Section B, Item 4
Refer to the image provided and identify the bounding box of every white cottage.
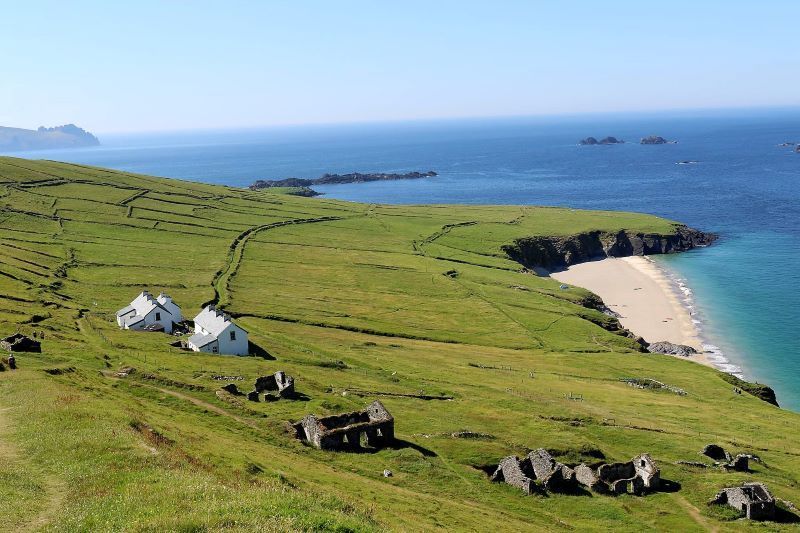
[187,305,248,355]
[116,291,181,334]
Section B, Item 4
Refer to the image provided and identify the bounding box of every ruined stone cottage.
[1,333,41,353]
[710,482,775,520]
[596,454,660,495]
[492,450,661,496]
[296,400,394,450]
[491,449,578,494]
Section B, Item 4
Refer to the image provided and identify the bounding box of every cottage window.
[155,312,161,321]
[230,330,236,341]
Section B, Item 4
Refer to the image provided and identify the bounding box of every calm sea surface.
[6,110,800,408]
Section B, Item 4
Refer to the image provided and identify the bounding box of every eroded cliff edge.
[501,225,718,271]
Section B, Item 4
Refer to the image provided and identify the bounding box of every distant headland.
[0,124,100,152]
[249,170,437,192]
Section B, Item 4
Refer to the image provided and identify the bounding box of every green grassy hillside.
[1,156,798,531]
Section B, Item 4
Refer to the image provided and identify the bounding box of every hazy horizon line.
[9,103,799,137]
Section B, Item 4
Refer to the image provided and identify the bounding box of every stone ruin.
[1,333,41,353]
[492,449,660,496]
[254,371,295,400]
[595,454,660,495]
[491,449,578,494]
[701,443,751,471]
[220,371,296,402]
[709,482,775,520]
[295,400,394,450]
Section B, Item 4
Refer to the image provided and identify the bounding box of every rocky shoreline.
[249,171,437,191]
[501,225,717,271]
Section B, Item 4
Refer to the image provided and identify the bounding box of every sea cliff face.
[501,225,717,271]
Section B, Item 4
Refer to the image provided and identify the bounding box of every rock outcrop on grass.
[647,341,698,357]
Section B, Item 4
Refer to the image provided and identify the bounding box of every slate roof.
[117,291,172,321]
[193,305,247,336]
[121,315,145,328]
[116,305,136,317]
[188,332,217,348]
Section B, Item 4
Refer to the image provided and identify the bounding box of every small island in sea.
[249,170,437,193]
[578,136,624,145]
[640,135,677,145]
[0,124,100,152]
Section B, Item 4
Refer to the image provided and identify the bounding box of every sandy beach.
[551,256,712,367]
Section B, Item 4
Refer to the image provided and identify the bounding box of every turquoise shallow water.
[5,110,800,408]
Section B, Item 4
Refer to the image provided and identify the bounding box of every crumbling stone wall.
[491,456,538,494]
[711,483,775,520]
[296,400,394,450]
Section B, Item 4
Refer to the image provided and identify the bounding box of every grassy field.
[1,156,798,531]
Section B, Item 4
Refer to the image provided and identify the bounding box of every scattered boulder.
[115,366,136,378]
[647,341,697,357]
[709,482,775,520]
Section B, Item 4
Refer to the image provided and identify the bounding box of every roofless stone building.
[296,400,394,450]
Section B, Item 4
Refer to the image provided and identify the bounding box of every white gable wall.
[215,323,248,355]
[144,307,174,334]
[157,294,182,323]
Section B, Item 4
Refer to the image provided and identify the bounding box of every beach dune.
[551,257,711,367]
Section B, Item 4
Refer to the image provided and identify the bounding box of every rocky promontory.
[250,171,437,191]
[0,124,100,152]
[502,225,717,271]
[640,135,676,145]
[579,136,624,145]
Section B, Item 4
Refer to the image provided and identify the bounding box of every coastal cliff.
[501,225,717,271]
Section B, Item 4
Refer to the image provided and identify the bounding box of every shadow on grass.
[338,439,438,457]
[658,478,682,493]
[775,506,800,524]
[249,341,275,360]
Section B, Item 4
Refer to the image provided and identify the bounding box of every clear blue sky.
[2,1,798,133]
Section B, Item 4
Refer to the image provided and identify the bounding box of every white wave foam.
[650,259,745,378]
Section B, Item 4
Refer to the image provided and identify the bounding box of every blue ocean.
[7,109,800,409]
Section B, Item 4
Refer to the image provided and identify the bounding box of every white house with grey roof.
[188,305,248,355]
[116,291,181,334]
